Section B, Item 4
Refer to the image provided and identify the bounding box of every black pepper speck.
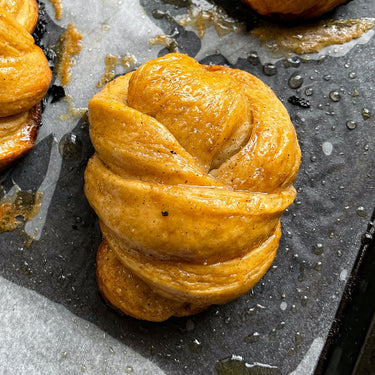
[288,95,311,109]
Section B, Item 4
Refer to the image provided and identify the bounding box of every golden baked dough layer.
[0,0,38,32]
[0,0,51,170]
[0,104,41,171]
[242,0,349,20]
[0,10,51,117]
[85,53,301,321]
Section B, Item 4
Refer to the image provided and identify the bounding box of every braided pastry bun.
[85,53,301,321]
[0,0,51,171]
[241,0,349,20]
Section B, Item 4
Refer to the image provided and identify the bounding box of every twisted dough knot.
[0,0,38,33]
[241,0,349,19]
[85,53,301,321]
[0,0,51,170]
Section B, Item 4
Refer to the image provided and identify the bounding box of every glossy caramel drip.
[0,188,42,233]
[96,54,136,88]
[253,18,375,55]
[49,0,63,20]
[55,24,83,87]
[176,4,243,39]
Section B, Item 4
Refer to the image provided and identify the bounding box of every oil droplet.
[284,56,301,68]
[329,91,341,102]
[269,328,277,340]
[362,108,371,120]
[295,332,302,346]
[322,141,333,156]
[350,88,360,97]
[312,243,324,255]
[361,233,373,245]
[288,73,303,89]
[215,356,280,375]
[356,206,367,218]
[58,133,83,160]
[348,72,357,79]
[314,261,323,271]
[310,155,317,162]
[244,332,261,344]
[305,88,313,96]
[189,338,202,353]
[340,269,348,281]
[317,55,326,64]
[346,121,357,130]
[263,63,277,76]
[323,74,331,81]
[247,51,259,65]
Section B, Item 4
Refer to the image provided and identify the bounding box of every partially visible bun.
[0,105,41,172]
[0,0,51,170]
[241,0,350,20]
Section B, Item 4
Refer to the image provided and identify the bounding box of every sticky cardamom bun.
[241,0,350,20]
[85,53,301,321]
[0,0,51,171]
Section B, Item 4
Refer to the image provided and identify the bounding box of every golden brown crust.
[0,0,38,32]
[97,240,207,322]
[241,0,350,20]
[85,53,301,321]
[0,10,52,117]
[0,0,51,170]
[0,104,41,172]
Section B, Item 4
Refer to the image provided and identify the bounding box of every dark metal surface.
[0,1,374,374]
[315,208,375,375]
